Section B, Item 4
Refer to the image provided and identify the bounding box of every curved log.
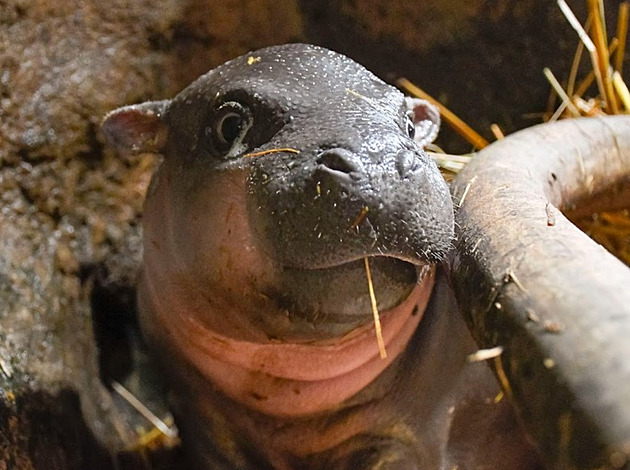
[450,116,630,470]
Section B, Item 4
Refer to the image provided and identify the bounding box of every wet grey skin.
[148,44,453,333]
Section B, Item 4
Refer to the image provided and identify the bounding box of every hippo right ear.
[101,100,169,155]
[405,97,440,148]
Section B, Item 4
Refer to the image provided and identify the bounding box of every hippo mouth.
[276,256,428,334]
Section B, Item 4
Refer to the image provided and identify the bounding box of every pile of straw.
[398,0,630,266]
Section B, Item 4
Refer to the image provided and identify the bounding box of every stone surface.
[0,0,181,467]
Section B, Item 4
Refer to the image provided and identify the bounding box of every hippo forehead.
[185,43,403,116]
[166,44,407,158]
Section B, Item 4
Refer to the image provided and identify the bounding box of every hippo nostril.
[318,149,360,174]
[396,150,419,177]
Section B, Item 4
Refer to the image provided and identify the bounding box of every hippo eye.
[205,101,252,157]
[218,112,243,144]
[405,116,416,139]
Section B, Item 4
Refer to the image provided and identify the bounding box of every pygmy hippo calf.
[103,44,541,469]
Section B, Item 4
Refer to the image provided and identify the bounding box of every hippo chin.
[103,44,542,469]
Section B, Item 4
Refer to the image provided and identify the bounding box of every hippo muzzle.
[247,110,453,270]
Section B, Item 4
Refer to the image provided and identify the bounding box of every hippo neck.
[139,266,436,417]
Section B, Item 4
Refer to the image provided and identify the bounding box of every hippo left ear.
[405,97,440,147]
[101,100,169,155]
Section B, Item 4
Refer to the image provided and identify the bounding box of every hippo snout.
[247,143,454,271]
[244,139,453,330]
[316,148,424,180]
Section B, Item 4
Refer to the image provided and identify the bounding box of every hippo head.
[103,44,453,416]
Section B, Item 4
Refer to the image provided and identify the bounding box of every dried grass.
[397,0,630,267]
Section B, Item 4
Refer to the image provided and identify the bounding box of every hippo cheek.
[141,167,290,340]
[162,169,277,289]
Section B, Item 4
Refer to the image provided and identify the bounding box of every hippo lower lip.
[277,256,425,325]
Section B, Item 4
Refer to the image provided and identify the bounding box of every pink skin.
[142,260,434,416]
[139,164,436,417]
